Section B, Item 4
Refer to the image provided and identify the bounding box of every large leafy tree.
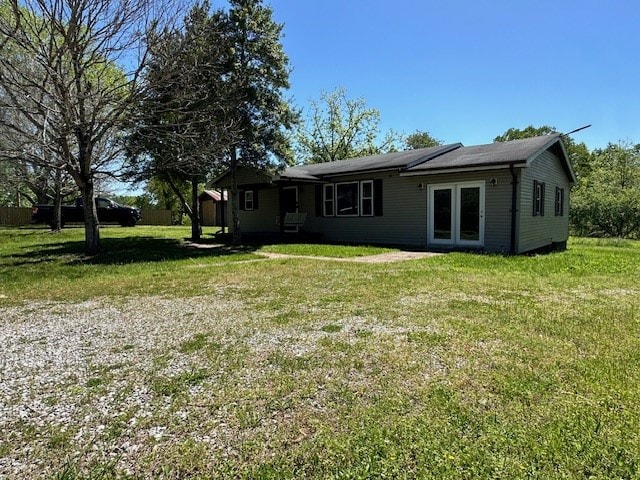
[294,86,400,164]
[571,142,640,238]
[127,2,236,240]
[0,0,165,254]
[404,130,442,150]
[225,0,297,245]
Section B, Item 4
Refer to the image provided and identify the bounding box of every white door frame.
[428,181,485,248]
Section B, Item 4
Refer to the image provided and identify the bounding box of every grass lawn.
[1,226,639,479]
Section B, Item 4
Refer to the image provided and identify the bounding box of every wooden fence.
[0,207,33,225]
[138,209,172,226]
[0,207,172,226]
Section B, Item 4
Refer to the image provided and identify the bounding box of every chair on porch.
[283,212,307,230]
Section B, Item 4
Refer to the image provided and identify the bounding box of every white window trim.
[555,187,564,216]
[244,190,254,211]
[360,180,374,217]
[323,184,335,217]
[335,181,359,217]
[533,181,545,216]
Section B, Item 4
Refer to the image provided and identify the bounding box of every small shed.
[199,189,227,227]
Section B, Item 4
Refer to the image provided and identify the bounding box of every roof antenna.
[560,124,591,137]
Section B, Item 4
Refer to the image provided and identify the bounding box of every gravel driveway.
[0,295,248,478]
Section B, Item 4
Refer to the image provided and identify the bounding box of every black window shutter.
[253,189,259,210]
[315,185,323,217]
[374,179,383,216]
[532,181,538,216]
[540,183,545,216]
[239,190,245,211]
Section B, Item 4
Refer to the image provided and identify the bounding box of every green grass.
[0,225,259,303]
[1,227,640,478]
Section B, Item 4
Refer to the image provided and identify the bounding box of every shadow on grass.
[10,235,258,266]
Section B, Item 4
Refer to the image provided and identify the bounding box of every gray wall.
[233,187,280,233]
[302,169,514,252]
[517,150,572,253]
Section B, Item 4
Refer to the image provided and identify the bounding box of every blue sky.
[267,0,639,150]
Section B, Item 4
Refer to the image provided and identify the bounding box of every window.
[244,190,254,211]
[533,180,545,216]
[360,180,373,216]
[336,182,359,216]
[323,184,334,216]
[316,179,382,217]
[555,187,564,216]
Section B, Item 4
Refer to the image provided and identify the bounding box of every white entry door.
[428,182,485,247]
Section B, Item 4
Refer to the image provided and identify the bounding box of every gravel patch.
[0,295,449,478]
[0,296,248,478]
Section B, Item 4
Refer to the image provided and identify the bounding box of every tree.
[404,130,442,150]
[571,142,640,238]
[127,2,237,240]
[294,87,401,164]
[493,125,557,142]
[0,0,165,254]
[225,0,297,245]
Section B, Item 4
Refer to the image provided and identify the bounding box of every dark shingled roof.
[406,134,563,172]
[278,143,462,180]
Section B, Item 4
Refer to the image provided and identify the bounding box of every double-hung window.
[323,184,335,216]
[360,180,373,216]
[555,187,564,216]
[336,182,359,216]
[244,190,254,211]
[533,180,545,216]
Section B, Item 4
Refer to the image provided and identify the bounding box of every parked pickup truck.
[32,197,142,227]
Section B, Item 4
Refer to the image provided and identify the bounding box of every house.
[210,134,576,254]
[198,189,227,227]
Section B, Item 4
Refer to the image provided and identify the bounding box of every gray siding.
[301,169,514,252]
[215,167,272,188]
[416,170,514,252]
[226,188,280,233]
[303,173,428,246]
[517,150,571,253]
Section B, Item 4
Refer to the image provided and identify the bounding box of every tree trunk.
[80,180,101,255]
[51,169,63,232]
[230,148,241,246]
[51,191,63,232]
[190,178,201,241]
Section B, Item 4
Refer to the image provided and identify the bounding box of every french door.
[428,182,485,247]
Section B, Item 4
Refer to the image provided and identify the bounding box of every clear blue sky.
[267,0,639,150]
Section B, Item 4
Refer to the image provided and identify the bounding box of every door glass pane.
[433,189,452,240]
[459,187,480,241]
